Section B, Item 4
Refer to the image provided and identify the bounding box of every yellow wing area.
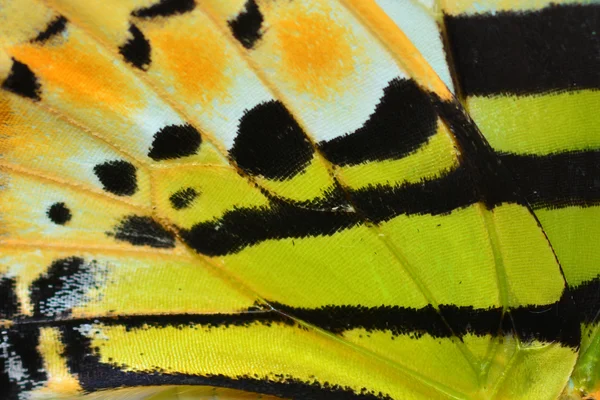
[0,0,588,399]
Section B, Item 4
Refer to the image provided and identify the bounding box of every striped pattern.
[0,0,594,399]
[441,0,600,396]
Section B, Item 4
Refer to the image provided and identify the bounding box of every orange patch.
[10,38,136,107]
[147,20,232,107]
[273,5,357,99]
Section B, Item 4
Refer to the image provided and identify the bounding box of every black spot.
[32,15,67,43]
[47,202,72,225]
[110,215,175,248]
[228,0,263,49]
[169,187,199,210]
[444,3,600,95]
[0,276,19,319]
[229,101,314,180]
[94,160,138,196]
[2,58,41,100]
[132,0,196,18]
[30,257,86,317]
[119,24,151,70]
[318,78,438,166]
[148,124,202,161]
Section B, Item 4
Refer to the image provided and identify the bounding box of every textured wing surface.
[439,0,600,396]
[0,0,585,399]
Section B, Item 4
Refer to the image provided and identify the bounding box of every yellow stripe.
[339,122,459,190]
[468,90,600,155]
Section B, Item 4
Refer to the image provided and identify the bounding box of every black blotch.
[5,326,47,388]
[47,202,72,225]
[119,24,151,70]
[32,15,67,43]
[148,124,202,161]
[2,58,41,100]
[94,160,138,196]
[229,101,314,180]
[318,78,437,166]
[30,257,85,317]
[444,4,600,95]
[169,187,198,210]
[132,0,196,18]
[110,215,175,248]
[0,277,19,319]
[228,0,264,49]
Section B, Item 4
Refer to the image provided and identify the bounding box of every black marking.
[132,0,196,18]
[319,78,438,166]
[271,296,580,347]
[110,215,175,248]
[94,160,138,196]
[148,124,202,161]
[445,3,600,95]
[179,167,480,256]
[181,196,362,256]
[230,101,314,180]
[32,15,67,43]
[119,24,151,70]
[169,187,199,210]
[0,277,19,319]
[47,202,72,225]
[30,257,92,317]
[228,0,264,49]
[500,150,600,209]
[2,59,41,101]
[5,326,47,389]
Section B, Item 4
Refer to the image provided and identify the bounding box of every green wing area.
[439,0,600,396]
[0,0,593,399]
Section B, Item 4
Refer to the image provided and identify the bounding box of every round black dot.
[47,202,71,225]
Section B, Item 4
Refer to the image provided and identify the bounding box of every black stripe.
[444,3,600,96]
[132,0,196,18]
[272,298,580,348]
[180,147,599,257]
[228,0,264,49]
[12,290,579,346]
[500,150,600,209]
[31,16,67,43]
[571,276,600,324]
[318,78,437,166]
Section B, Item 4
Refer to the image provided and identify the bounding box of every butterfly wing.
[0,0,590,399]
